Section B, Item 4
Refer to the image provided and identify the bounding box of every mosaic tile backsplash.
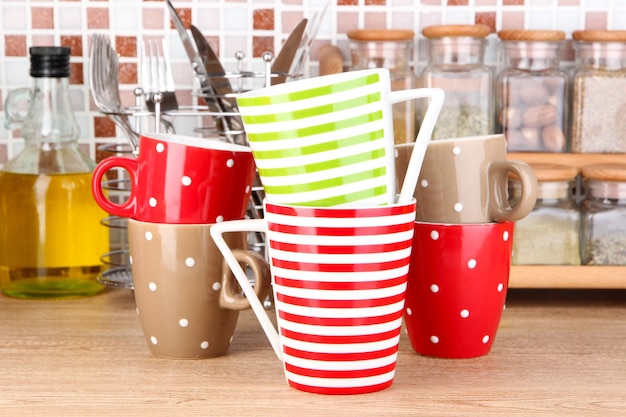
[1,0,625,164]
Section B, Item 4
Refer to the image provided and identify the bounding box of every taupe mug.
[128,219,270,359]
[396,134,537,223]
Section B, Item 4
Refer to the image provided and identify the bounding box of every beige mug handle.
[219,250,270,311]
[489,160,538,222]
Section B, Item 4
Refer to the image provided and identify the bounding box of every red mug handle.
[91,157,138,218]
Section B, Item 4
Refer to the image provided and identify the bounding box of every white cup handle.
[210,220,283,361]
[386,87,445,204]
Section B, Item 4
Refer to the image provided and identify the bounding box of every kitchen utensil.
[318,44,343,75]
[271,18,308,85]
[141,38,178,112]
[290,0,331,77]
[211,198,416,394]
[91,132,256,224]
[89,34,139,152]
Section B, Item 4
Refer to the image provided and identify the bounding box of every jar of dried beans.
[581,164,626,265]
[496,30,568,152]
[511,163,581,265]
[419,24,494,140]
[347,29,417,144]
[571,30,626,153]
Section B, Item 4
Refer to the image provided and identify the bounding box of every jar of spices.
[347,29,417,144]
[571,30,626,153]
[419,24,494,140]
[581,164,626,265]
[496,30,568,152]
[511,163,581,265]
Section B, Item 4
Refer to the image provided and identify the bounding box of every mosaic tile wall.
[1,0,625,164]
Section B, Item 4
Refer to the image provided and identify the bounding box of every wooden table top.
[1,288,625,416]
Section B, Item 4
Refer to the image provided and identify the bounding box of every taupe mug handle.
[219,249,270,311]
[489,160,538,222]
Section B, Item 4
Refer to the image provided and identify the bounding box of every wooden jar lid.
[422,24,490,39]
[573,30,626,42]
[528,163,579,182]
[347,29,415,41]
[498,30,566,41]
[581,164,626,182]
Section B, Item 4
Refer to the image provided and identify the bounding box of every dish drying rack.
[97,51,292,292]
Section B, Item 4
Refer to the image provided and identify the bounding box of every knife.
[271,18,308,85]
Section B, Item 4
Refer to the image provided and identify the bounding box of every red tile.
[69,62,83,84]
[338,0,359,5]
[118,62,137,85]
[5,35,27,57]
[448,0,469,5]
[365,0,386,4]
[169,8,191,29]
[253,9,274,30]
[475,12,496,33]
[87,8,109,29]
[503,0,524,5]
[253,36,274,58]
[94,117,116,138]
[116,36,137,58]
[61,35,82,56]
[32,7,54,29]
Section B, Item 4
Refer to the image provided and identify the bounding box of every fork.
[141,39,179,113]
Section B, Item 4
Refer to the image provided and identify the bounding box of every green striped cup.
[237,68,442,207]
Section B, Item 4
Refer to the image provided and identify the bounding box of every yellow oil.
[0,171,109,299]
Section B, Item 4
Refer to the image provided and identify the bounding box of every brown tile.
[5,35,27,57]
[253,9,274,30]
[61,35,82,56]
[448,0,469,5]
[95,117,116,138]
[475,12,496,33]
[170,7,191,29]
[116,36,137,58]
[87,8,109,29]
[503,0,524,5]
[69,62,83,85]
[365,0,386,5]
[32,7,54,29]
[338,0,359,5]
[253,36,274,58]
[118,62,137,85]
[585,11,608,30]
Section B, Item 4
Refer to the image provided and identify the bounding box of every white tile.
[111,7,139,30]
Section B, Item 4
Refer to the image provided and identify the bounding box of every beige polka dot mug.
[128,219,270,359]
[396,134,537,223]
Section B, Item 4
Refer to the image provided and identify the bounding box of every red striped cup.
[210,199,416,394]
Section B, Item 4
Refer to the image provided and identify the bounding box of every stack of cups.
[395,134,537,358]
[211,69,445,394]
[91,133,270,359]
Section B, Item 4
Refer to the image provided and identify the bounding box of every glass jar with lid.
[496,30,568,152]
[571,30,626,153]
[419,24,493,140]
[347,29,417,144]
[581,164,626,265]
[511,163,581,265]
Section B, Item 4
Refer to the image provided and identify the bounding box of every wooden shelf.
[507,152,626,289]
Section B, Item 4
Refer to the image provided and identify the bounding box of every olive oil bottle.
[1,47,109,299]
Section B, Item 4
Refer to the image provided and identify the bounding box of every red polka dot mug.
[91,133,257,224]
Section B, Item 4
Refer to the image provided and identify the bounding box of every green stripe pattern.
[237,72,390,207]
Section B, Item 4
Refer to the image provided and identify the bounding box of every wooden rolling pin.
[318,44,344,75]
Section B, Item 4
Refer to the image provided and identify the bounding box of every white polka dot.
[406,307,412,316]
[148,282,157,291]
[212,282,221,291]
[144,231,153,241]
[150,336,158,345]
[452,146,461,155]
[200,341,209,349]
[430,335,439,344]
[185,257,195,267]
[454,202,463,212]
[482,335,490,344]
[467,259,477,269]
[149,197,157,207]
[420,179,429,188]
[503,231,510,241]
[156,143,165,152]
[181,176,192,186]
[226,159,235,168]
[497,283,504,292]
[245,185,251,193]
[430,230,439,240]
[179,319,189,328]
[216,215,224,223]
[430,284,439,293]
[460,309,470,318]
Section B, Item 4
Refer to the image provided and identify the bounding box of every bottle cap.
[30,46,71,78]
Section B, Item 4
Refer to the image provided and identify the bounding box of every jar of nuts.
[347,29,417,144]
[419,24,494,140]
[571,30,626,153]
[496,30,568,153]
